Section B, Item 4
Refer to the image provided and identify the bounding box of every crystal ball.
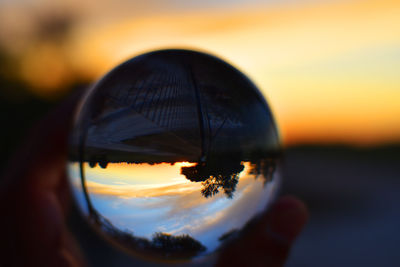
[67,49,281,261]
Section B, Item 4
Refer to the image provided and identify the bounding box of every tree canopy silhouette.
[181,159,244,198]
[88,208,206,259]
[247,158,277,185]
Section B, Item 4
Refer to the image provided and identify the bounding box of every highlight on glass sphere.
[67,49,281,261]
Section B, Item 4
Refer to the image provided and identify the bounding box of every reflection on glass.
[67,49,281,261]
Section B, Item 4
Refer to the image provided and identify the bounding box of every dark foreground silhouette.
[89,209,206,260]
[83,157,278,199]
[181,158,277,198]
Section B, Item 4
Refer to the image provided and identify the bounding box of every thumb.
[216,195,308,267]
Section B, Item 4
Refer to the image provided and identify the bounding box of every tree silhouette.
[88,160,97,168]
[247,158,277,186]
[151,232,206,256]
[201,174,239,198]
[98,160,108,169]
[88,208,206,259]
[181,159,244,198]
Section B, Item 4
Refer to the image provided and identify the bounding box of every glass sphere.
[67,49,281,262]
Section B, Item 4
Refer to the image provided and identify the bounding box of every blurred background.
[1,0,399,266]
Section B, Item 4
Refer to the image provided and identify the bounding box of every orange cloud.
[85,179,201,199]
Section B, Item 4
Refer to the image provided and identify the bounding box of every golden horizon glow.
[4,0,400,146]
[67,160,277,246]
[75,161,254,199]
[84,161,196,187]
[85,179,201,199]
[69,0,400,146]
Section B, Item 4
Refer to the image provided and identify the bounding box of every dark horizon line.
[285,142,400,150]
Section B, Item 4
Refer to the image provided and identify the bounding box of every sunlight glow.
[67,0,400,146]
[3,0,399,145]
[67,160,275,250]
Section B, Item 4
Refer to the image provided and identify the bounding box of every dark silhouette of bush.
[151,232,206,257]
[247,158,277,185]
[89,209,206,259]
[181,160,244,198]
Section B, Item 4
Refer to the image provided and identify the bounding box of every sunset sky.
[68,162,279,251]
[1,0,399,146]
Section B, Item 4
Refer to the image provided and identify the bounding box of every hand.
[0,93,308,267]
[0,92,85,267]
[216,196,308,267]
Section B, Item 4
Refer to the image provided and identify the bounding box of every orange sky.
[2,0,399,146]
[78,162,253,199]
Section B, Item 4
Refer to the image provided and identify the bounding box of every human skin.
[0,92,308,267]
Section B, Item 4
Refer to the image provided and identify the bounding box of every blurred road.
[282,146,400,267]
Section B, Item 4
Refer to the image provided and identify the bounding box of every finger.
[60,228,88,267]
[0,90,85,266]
[265,196,309,244]
[216,195,309,267]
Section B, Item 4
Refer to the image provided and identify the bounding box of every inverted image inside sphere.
[67,49,281,262]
